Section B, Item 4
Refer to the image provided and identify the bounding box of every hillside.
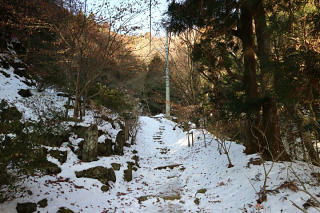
[1,45,320,212]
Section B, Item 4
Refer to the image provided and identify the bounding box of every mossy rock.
[101,185,110,192]
[97,139,113,157]
[131,155,139,167]
[38,133,69,147]
[49,150,67,164]
[194,198,200,205]
[39,160,61,175]
[114,130,125,155]
[0,100,22,121]
[161,195,181,201]
[197,188,207,194]
[71,126,89,139]
[111,163,121,171]
[57,207,74,213]
[127,161,135,168]
[75,166,116,184]
[37,198,48,208]
[138,196,149,203]
[124,168,132,182]
[16,202,37,213]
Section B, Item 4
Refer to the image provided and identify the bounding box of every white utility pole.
[165,30,170,118]
[149,0,152,53]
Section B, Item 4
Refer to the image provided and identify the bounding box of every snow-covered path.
[133,116,186,212]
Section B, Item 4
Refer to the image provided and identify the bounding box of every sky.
[86,0,170,36]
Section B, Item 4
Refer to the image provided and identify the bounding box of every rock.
[75,166,116,184]
[101,185,110,192]
[18,89,32,98]
[38,160,61,175]
[16,202,37,213]
[97,139,113,157]
[154,164,182,170]
[26,190,33,195]
[98,130,104,137]
[82,125,98,162]
[161,194,181,201]
[124,164,132,182]
[138,196,149,203]
[114,130,125,155]
[131,155,139,167]
[111,163,120,171]
[49,150,67,164]
[71,126,88,139]
[0,100,22,121]
[196,188,207,194]
[57,207,74,213]
[124,142,131,147]
[37,198,48,208]
[105,139,113,156]
[194,198,200,205]
[97,143,106,156]
[39,133,69,147]
[0,70,10,78]
[127,161,135,168]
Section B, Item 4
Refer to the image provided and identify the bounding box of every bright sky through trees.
[86,0,169,36]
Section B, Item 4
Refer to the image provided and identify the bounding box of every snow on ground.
[2,114,320,212]
[1,47,320,212]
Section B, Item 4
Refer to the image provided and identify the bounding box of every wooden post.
[187,132,190,147]
[191,131,194,146]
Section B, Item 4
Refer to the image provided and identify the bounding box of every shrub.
[0,100,67,202]
[92,85,132,113]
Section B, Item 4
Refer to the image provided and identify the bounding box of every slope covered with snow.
[2,114,320,212]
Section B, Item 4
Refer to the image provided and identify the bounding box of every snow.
[2,113,320,212]
[1,51,320,213]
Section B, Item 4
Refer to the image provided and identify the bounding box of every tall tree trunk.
[239,5,261,154]
[253,0,290,161]
[73,68,81,119]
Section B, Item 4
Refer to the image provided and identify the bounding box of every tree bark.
[253,0,290,161]
[239,4,261,154]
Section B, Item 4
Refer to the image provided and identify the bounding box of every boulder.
[131,155,139,167]
[44,161,61,175]
[97,139,113,157]
[101,185,110,192]
[114,130,125,155]
[124,169,132,182]
[38,133,69,147]
[16,202,37,213]
[49,150,67,164]
[111,163,120,171]
[37,198,48,208]
[72,126,88,139]
[57,207,74,213]
[18,89,32,98]
[124,163,132,182]
[82,125,98,162]
[75,166,116,184]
